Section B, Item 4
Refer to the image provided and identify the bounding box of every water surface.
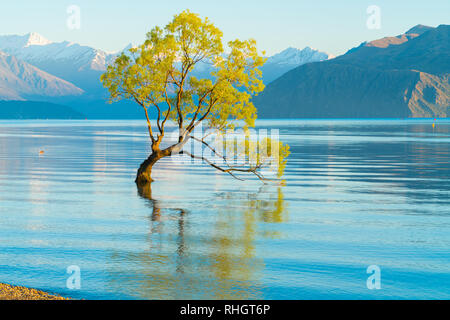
[0,119,449,299]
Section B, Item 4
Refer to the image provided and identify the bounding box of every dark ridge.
[0,100,86,119]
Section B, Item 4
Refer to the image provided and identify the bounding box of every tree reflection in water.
[107,183,287,300]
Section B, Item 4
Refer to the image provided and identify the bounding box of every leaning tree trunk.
[135,152,161,185]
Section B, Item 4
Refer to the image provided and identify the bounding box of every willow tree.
[101,10,289,185]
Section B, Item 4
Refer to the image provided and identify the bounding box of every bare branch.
[186,80,222,132]
[131,95,156,144]
[188,135,227,163]
[182,151,267,183]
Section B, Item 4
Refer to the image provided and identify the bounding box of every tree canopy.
[101,10,289,184]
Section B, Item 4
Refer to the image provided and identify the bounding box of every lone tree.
[101,10,289,185]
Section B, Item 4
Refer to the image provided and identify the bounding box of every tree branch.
[181,151,266,183]
[132,96,156,144]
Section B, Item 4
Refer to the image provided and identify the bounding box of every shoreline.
[0,283,69,300]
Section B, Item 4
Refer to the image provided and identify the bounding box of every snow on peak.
[267,47,333,65]
[0,33,116,73]
[0,32,52,50]
[25,32,52,47]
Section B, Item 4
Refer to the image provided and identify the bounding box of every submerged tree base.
[135,153,160,185]
[135,173,154,185]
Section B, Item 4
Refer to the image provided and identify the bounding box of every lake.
[0,119,449,299]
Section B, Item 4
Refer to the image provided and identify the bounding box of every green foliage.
[101,10,265,130]
[223,129,290,179]
[101,10,290,180]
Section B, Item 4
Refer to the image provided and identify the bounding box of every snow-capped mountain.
[0,32,335,117]
[178,47,335,84]
[261,47,334,84]
[0,32,115,72]
[0,32,52,50]
[267,47,333,65]
[0,33,121,94]
[0,50,83,100]
[0,32,334,88]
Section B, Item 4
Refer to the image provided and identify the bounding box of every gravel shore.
[0,283,69,300]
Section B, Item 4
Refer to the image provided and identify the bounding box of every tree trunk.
[135,152,161,185]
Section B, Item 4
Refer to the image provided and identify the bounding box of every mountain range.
[0,33,333,118]
[0,25,449,119]
[253,24,450,118]
[0,33,116,93]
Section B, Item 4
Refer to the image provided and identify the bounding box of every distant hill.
[0,101,85,119]
[253,24,450,118]
[0,51,83,100]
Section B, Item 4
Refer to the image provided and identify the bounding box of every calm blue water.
[0,119,449,299]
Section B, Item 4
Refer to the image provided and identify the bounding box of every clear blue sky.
[1,0,448,56]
